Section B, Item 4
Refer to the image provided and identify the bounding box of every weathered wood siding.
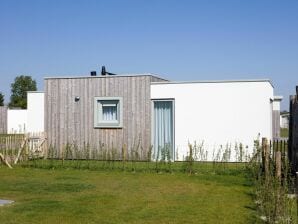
[45,75,164,158]
[150,76,168,82]
[0,106,7,134]
[272,110,281,139]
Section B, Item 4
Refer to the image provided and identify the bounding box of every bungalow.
[0,72,282,161]
[0,92,44,134]
[280,111,290,129]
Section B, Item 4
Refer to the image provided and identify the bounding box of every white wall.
[7,109,27,134]
[273,96,282,111]
[280,114,289,129]
[6,92,44,134]
[151,80,274,161]
[27,92,44,133]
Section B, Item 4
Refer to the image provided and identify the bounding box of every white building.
[280,111,290,129]
[151,79,277,161]
[27,91,44,133]
[6,91,44,134]
[1,75,282,161]
[7,109,27,134]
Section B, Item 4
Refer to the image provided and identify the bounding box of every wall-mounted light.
[75,96,80,102]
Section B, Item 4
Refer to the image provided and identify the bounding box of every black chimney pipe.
[90,71,97,76]
[101,66,106,76]
[101,66,117,76]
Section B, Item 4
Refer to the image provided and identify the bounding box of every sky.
[0,0,297,110]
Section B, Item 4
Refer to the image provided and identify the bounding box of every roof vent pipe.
[101,66,117,76]
[90,71,97,76]
[101,66,106,76]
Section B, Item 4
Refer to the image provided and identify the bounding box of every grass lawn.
[0,166,256,224]
[280,128,289,138]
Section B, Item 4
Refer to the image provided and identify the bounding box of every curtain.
[153,101,173,160]
[102,106,117,121]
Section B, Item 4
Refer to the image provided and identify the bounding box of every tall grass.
[19,140,249,176]
[0,135,257,178]
[247,138,297,223]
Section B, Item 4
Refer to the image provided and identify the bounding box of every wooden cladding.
[45,75,165,158]
[272,110,281,139]
[0,106,7,134]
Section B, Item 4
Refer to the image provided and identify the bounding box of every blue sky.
[0,0,297,109]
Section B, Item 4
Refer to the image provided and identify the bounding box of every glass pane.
[102,106,117,121]
[153,101,173,161]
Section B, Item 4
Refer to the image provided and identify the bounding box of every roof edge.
[151,79,274,88]
[273,96,283,101]
[27,91,45,93]
[44,73,168,81]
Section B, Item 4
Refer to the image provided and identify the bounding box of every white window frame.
[94,97,123,128]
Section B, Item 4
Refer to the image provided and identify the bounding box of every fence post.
[276,149,282,182]
[271,140,275,164]
[289,89,298,174]
[296,172,298,221]
[122,144,127,170]
[262,138,270,180]
[282,140,288,185]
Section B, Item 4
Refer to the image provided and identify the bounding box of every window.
[102,101,118,121]
[152,100,174,161]
[94,97,123,128]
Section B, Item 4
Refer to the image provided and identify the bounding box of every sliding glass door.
[152,100,174,161]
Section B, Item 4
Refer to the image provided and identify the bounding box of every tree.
[0,92,4,106]
[9,75,37,109]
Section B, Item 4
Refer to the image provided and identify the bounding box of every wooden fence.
[260,138,289,181]
[249,138,289,183]
[254,138,295,223]
[0,132,47,168]
[289,86,298,173]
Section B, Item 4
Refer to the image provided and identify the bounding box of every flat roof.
[273,96,283,101]
[44,74,274,88]
[44,73,168,81]
[27,91,45,93]
[280,111,290,115]
[151,79,274,88]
